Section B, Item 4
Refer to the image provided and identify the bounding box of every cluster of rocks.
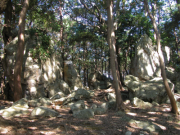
[0,88,114,119]
[88,70,112,90]
[2,35,84,100]
[126,34,180,105]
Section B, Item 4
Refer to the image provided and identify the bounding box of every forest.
[0,0,180,134]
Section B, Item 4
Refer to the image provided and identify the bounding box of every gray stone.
[129,119,162,132]
[132,97,153,109]
[70,100,86,112]
[52,97,67,105]
[50,92,65,100]
[2,107,29,118]
[39,97,52,106]
[28,99,41,107]
[2,98,29,118]
[59,80,71,95]
[31,106,59,117]
[175,82,180,94]
[74,89,92,99]
[12,98,29,108]
[165,67,177,82]
[94,108,107,115]
[88,71,112,90]
[125,75,174,104]
[73,109,94,119]
[130,34,170,81]
[90,104,98,110]
[64,61,83,90]
[125,131,132,135]
[2,35,63,100]
[107,93,116,101]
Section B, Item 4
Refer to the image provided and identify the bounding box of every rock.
[165,67,177,83]
[52,97,67,105]
[2,98,29,118]
[28,97,52,107]
[176,102,180,112]
[64,61,83,90]
[30,106,59,118]
[132,97,153,109]
[125,75,174,104]
[90,104,98,110]
[175,82,180,94]
[12,98,29,108]
[88,71,112,90]
[2,35,63,100]
[28,99,41,107]
[39,97,52,106]
[59,80,71,95]
[129,119,162,132]
[108,100,116,109]
[125,131,132,135]
[107,93,116,101]
[47,80,70,98]
[130,34,170,80]
[70,100,86,112]
[74,89,93,100]
[73,109,94,119]
[2,106,29,118]
[94,108,107,115]
[64,89,94,104]
[94,102,108,115]
[50,92,65,100]
[162,46,170,65]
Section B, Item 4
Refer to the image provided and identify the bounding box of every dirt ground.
[0,89,180,135]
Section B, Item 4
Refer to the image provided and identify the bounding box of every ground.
[0,89,180,135]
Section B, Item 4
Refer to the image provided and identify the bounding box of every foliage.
[28,28,54,60]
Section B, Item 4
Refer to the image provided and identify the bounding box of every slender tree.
[144,0,179,115]
[107,0,125,110]
[13,0,30,101]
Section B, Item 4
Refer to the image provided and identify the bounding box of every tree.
[107,0,125,110]
[2,0,13,46]
[144,0,179,115]
[13,0,30,101]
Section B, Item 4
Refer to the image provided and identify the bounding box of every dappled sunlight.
[44,73,48,81]
[40,130,56,135]
[126,112,137,116]
[0,127,12,134]
[30,87,37,93]
[148,116,159,121]
[147,112,160,115]
[152,122,167,130]
[28,127,38,130]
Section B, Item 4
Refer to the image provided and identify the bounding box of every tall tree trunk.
[107,0,125,110]
[144,0,179,115]
[59,0,64,80]
[2,0,12,46]
[13,0,30,102]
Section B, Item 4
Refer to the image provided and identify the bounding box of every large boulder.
[2,35,63,100]
[64,61,83,90]
[47,80,70,98]
[88,71,112,90]
[30,106,59,118]
[130,34,170,80]
[124,75,174,104]
[1,98,29,118]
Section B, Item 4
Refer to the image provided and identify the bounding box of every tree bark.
[13,0,30,102]
[0,0,9,14]
[2,0,12,46]
[144,0,179,115]
[107,0,125,110]
[59,0,64,80]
